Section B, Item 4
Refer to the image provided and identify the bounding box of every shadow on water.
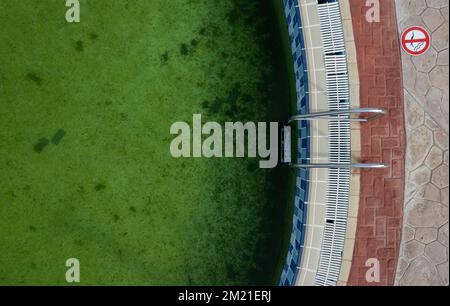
[231,0,295,285]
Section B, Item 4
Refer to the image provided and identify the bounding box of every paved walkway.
[347,0,406,286]
[395,0,449,286]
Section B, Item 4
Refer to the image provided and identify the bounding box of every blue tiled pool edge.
[279,0,311,287]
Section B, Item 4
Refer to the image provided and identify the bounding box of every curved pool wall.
[279,0,311,287]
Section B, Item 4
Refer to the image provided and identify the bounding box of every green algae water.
[0,0,294,285]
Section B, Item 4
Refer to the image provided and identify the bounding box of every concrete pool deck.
[395,0,449,286]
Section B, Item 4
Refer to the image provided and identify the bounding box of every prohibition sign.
[401,27,430,56]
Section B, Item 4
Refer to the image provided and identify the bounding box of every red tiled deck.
[348,0,406,286]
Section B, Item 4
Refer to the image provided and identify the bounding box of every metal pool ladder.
[283,108,389,169]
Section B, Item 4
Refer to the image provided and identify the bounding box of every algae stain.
[246,161,258,173]
[179,37,201,58]
[51,129,66,145]
[113,214,120,222]
[180,43,189,56]
[89,33,98,40]
[190,39,198,47]
[160,51,169,65]
[26,72,43,86]
[94,183,106,192]
[34,138,49,153]
[75,40,84,52]
[201,100,209,109]
[208,97,223,114]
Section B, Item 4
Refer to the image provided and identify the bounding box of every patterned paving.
[347,0,406,286]
[395,0,449,286]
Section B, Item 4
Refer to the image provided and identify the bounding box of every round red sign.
[401,26,431,56]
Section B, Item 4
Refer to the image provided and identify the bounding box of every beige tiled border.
[295,0,329,286]
[337,0,361,286]
[295,0,362,286]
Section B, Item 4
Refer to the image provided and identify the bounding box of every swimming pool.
[0,0,293,285]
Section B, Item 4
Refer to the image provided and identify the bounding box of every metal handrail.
[290,163,389,169]
[288,108,386,124]
[284,108,389,169]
